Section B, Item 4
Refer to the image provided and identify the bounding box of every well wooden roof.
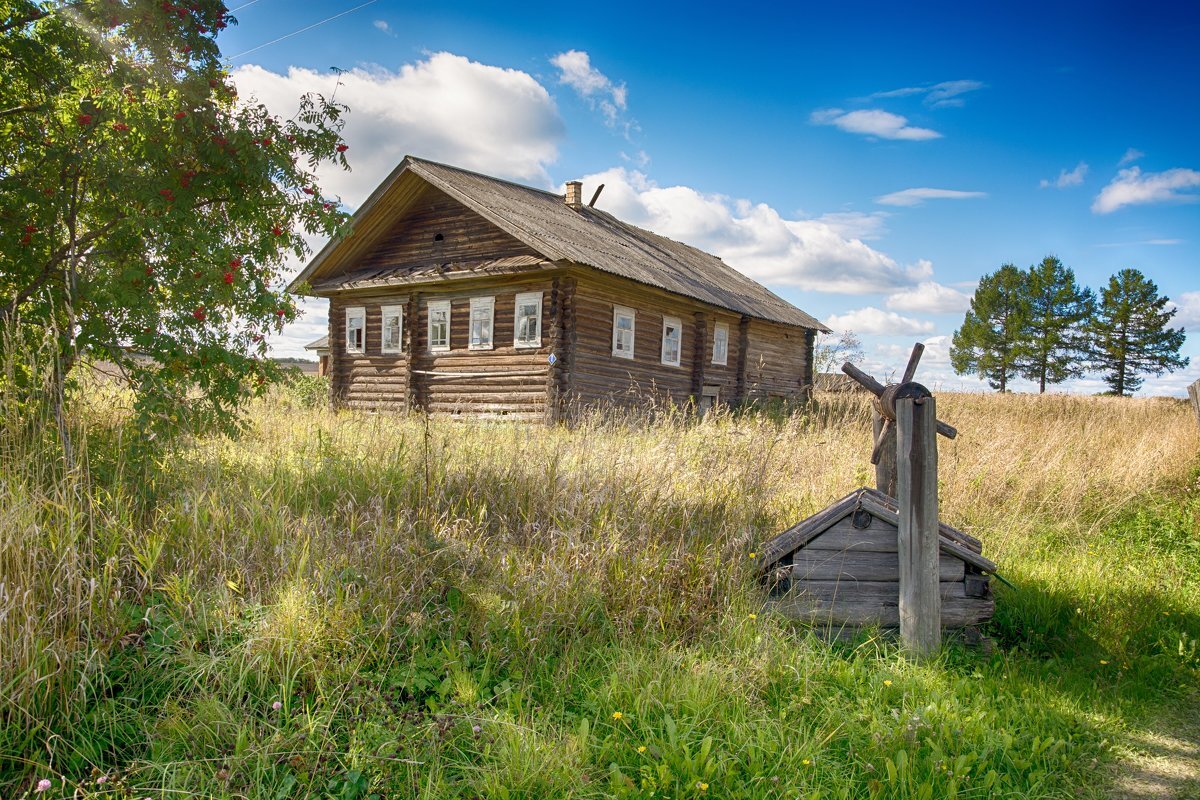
[292,156,827,331]
[756,487,997,575]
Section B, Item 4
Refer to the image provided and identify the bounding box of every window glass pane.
[382,311,401,351]
[516,299,540,345]
[429,306,448,348]
[713,325,728,364]
[470,300,493,348]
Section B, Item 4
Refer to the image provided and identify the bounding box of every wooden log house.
[289,156,828,420]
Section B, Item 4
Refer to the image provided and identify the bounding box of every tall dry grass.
[2,375,1198,796]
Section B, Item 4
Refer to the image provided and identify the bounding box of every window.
[469,296,495,350]
[428,300,450,352]
[345,306,365,353]
[612,305,636,359]
[514,291,543,348]
[712,322,729,366]
[661,315,682,366]
[381,305,403,354]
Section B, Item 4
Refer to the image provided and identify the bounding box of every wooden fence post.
[1189,379,1200,430]
[873,409,898,497]
[896,395,941,659]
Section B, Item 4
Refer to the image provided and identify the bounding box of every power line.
[227,0,380,61]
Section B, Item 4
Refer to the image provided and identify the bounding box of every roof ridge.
[405,155,566,201]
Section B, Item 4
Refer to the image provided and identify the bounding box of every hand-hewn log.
[897,396,941,659]
[690,311,708,405]
[873,409,898,497]
[404,292,421,412]
[734,315,751,404]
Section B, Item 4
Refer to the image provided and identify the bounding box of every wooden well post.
[842,343,956,658]
[1189,379,1200,430]
[896,395,941,657]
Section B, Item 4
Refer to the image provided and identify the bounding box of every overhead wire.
[226,0,380,61]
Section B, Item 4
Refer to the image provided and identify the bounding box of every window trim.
[612,305,636,360]
[661,315,683,367]
[513,291,543,349]
[345,306,365,354]
[712,321,729,366]
[380,304,404,354]
[427,299,451,353]
[468,295,496,351]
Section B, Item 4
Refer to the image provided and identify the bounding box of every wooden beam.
[897,396,941,659]
[734,315,751,405]
[873,409,898,498]
[404,292,421,412]
[690,311,708,405]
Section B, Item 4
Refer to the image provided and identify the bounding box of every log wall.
[354,184,539,273]
[567,273,804,411]
[328,273,556,418]
[325,267,819,419]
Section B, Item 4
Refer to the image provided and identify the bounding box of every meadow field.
[2,380,1198,798]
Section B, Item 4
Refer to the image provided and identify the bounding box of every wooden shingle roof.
[292,156,827,331]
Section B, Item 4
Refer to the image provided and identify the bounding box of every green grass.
[1,380,1198,798]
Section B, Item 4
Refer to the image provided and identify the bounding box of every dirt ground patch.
[1110,703,1200,800]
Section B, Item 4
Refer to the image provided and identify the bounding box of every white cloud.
[885,281,973,314]
[815,211,890,240]
[1092,166,1200,213]
[550,50,629,127]
[580,167,916,293]
[1118,148,1144,166]
[810,108,941,141]
[875,187,987,207]
[372,19,392,35]
[1170,291,1200,331]
[824,307,935,336]
[233,53,565,207]
[1095,238,1184,248]
[870,80,985,108]
[1040,161,1088,189]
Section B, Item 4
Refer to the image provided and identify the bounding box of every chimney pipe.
[565,180,583,209]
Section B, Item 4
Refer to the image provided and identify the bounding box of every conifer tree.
[950,264,1029,392]
[1087,268,1188,396]
[1015,256,1095,393]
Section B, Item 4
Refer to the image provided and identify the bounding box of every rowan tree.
[1015,256,1094,393]
[1087,268,1188,396]
[0,0,349,444]
[950,264,1028,392]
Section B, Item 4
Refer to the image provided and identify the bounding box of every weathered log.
[897,396,941,658]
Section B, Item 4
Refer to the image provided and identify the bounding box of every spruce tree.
[1015,256,1095,393]
[1087,268,1188,396]
[950,264,1029,392]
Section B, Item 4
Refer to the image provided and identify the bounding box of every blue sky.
[224,0,1200,395]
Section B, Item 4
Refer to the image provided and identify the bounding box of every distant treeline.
[950,260,1188,395]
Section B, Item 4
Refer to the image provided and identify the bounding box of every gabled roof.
[756,487,997,575]
[292,156,827,331]
[304,335,330,351]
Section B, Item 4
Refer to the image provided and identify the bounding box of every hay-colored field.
[2,384,1198,798]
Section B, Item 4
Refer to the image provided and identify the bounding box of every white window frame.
[381,304,404,354]
[469,296,496,351]
[427,299,451,353]
[612,305,636,359]
[712,322,729,366]
[513,291,543,348]
[345,306,365,354]
[661,315,683,367]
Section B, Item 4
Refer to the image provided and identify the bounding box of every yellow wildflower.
[883,680,892,686]
[612,711,623,720]
[637,746,647,753]
[1100,660,1109,665]
[748,552,757,559]
[802,758,812,766]
[697,782,709,791]
[748,613,757,620]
